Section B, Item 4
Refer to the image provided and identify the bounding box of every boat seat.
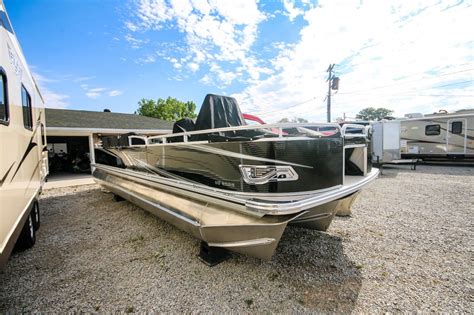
[102,132,137,148]
[169,118,195,143]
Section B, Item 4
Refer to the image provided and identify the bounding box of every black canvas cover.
[191,94,276,141]
[194,94,246,131]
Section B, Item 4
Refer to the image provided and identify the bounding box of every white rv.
[400,110,474,161]
[0,1,48,270]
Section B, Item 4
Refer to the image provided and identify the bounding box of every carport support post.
[89,134,96,174]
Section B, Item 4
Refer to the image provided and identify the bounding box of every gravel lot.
[1,165,473,312]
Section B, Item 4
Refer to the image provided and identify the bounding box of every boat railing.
[145,122,343,145]
[341,124,370,138]
[128,135,147,146]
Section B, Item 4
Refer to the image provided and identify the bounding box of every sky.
[4,0,473,122]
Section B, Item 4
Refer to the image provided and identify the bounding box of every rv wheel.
[17,211,36,250]
[32,202,40,231]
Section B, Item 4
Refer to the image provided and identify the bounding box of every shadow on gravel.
[1,188,362,313]
[261,226,361,313]
[382,164,474,176]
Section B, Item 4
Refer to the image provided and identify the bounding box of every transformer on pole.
[326,64,339,122]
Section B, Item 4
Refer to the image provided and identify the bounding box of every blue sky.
[4,0,473,122]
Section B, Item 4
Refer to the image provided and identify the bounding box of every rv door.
[446,119,467,154]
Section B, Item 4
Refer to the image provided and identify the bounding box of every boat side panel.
[143,139,343,193]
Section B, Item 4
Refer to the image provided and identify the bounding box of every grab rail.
[146,122,342,144]
[341,124,369,137]
[128,135,147,146]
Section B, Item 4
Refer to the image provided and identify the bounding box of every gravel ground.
[1,165,473,313]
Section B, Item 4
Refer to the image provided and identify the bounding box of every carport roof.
[45,108,173,131]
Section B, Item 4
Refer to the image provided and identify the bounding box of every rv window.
[451,121,462,134]
[21,85,33,130]
[425,124,440,136]
[0,11,15,34]
[0,68,8,124]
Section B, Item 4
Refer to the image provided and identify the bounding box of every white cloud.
[137,54,156,64]
[187,62,199,72]
[77,77,122,98]
[32,72,58,83]
[125,34,150,49]
[282,0,304,21]
[88,87,107,93]
[125,21,139,32]
[126,0,267,86]
[85,92,100,99]
[83,87,106,99]
[32,72,69,108]
[108,90,123,97]
[81,85,123,98]
[73,76,95,83]
[41,88,69,108]
[233,0,474,122]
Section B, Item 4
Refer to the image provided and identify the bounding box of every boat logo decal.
[239,165,299,185]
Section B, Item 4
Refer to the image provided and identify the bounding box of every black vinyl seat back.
[169,118,195,143]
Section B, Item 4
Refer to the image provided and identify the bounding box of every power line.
[338,69,474,95]
[336,94,474,97]
[430,79,473,89]
[241,69,473,118]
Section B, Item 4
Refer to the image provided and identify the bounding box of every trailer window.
[425,124,440,136]
[0,68,8,125]
[21,85,33,130]
[451,121,462,135]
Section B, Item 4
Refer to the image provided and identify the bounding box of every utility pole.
[326,63,335,122]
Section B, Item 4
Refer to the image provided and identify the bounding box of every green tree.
[355,107,394,121]
[278,117,309,123]
[135,97,197,121]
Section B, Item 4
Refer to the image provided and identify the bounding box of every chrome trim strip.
[93,163,341,199]
[208,238,275,248]
[290,212,332,223]
[244,169,379,214]
[239,165,299,184]
[93,163,379,215]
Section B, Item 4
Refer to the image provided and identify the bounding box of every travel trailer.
[0,1,48,270]
[93,94,378,262]
[400,110,474,161]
